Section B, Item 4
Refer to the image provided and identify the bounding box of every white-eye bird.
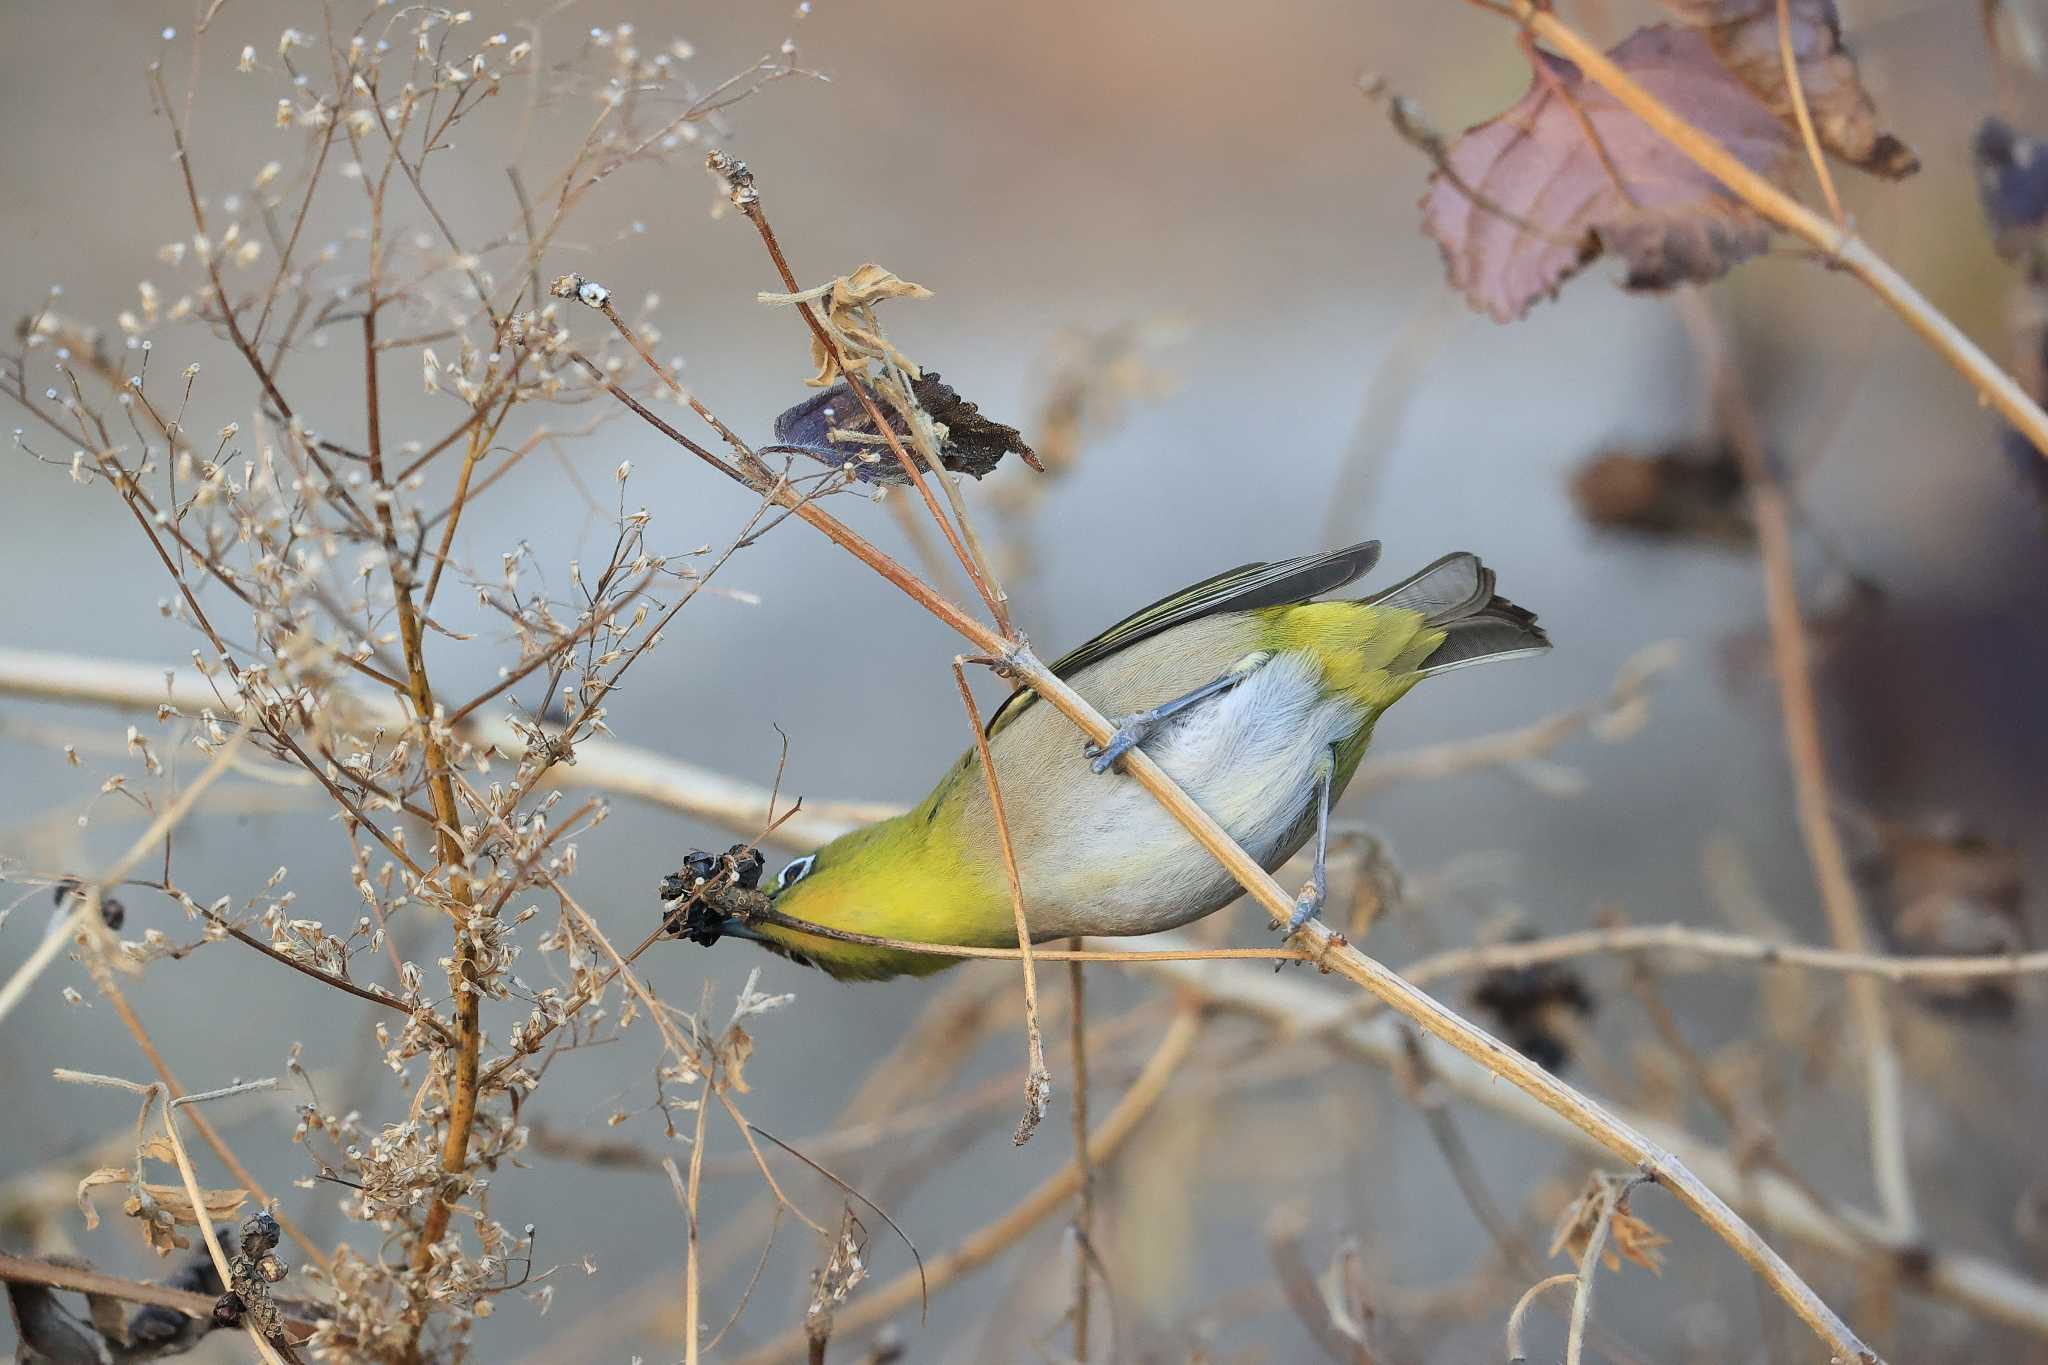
[732,542,1546,980]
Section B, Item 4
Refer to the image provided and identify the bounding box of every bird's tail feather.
[1364,552,1550,676]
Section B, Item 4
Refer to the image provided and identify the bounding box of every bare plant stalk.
[1395,921,2048,988]
[157,1089,291,1365]
[1506,1273,1578,1362]
[1564,1176,1643,1365]
[951,660,1052,1144]
[1067,949,1094,1361]
[1503,0,2048,462]
[1677,292,1918,1243]
[0,1251,319,1338]
[1774,0,1846,224]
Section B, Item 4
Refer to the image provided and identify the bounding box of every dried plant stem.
[1396,921,2048,988]
[1678,291,1918,1243]
[359,306,486,1304]
[666,1074,715,1365]
[0,1251,321,1338]
[1067,949,1094,1362]
[1506,1273,1578,1361]
[726,1008,1204,1365]
[1505,1,2048,462]
[1565,1176,1644,1365]
[1774,0,1846,225]
[2,646,906,854]
[951,660,1052,1144]
[156,1090,291,1365]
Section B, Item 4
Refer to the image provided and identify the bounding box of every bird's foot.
[1282,883,1325,936]
[1083,713,1158,774]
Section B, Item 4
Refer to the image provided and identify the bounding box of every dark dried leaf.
[1424,27,1795,321]
[1569,442,1752,544]
[1661,0,1917,178]
[772,371,1040,484]
[1471,956,1596,1072]
[1975,118,2048,260]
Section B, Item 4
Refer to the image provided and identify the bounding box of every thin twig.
[1067,948,1094,1360]
[156,1087,291,1365]
[1564,1175,1648,1365]
[1775,0,1847,225]
[0,1251,322,1340]
[1506,1274,1578,1362]
[951,660,1052,1144]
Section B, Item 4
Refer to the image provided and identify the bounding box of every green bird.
[712,542,1547,980]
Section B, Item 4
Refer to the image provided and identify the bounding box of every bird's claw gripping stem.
[1084,716,1156,774]
[1080,668,1250,774]
[1285,881,1325,936]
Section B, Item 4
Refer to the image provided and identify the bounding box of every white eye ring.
[776,855,816,891]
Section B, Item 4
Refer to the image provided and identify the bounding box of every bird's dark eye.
[775,854,817,891]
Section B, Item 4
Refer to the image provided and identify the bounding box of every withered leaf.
[1569,442,1752,545]
[1424,27,1795,322]
[760,262,933,387]
[718,1023,755,1093]
[1978,118,2048,262]
[773,370,1041,484]
[80,1163,248,1257]
[1661,0,1917,178]
[1548,1178,1669,1274]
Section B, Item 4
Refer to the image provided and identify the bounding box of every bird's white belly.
[1021,652,1365,937]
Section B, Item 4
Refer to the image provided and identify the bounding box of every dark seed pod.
[240,1210,281,1257]
[213,1292,245,1327]
[725,844,765,891]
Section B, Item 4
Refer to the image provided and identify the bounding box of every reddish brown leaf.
[1424,27,1796,322]
[1660,0,1917,177]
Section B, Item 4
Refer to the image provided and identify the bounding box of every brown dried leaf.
[718,1023,755,1094]
[75,1165,132,1231]
[1548,1177,1669,1274]
[1424,27,1795,322]
[1661,0,1917,178]
[762,263,933,386]
[140,1181,249,1226]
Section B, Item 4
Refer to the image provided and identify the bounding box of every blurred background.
[3,0,2045,1360]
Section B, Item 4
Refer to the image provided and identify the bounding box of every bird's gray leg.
[1083,652,1269,775]
[1284,744,1339,935]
